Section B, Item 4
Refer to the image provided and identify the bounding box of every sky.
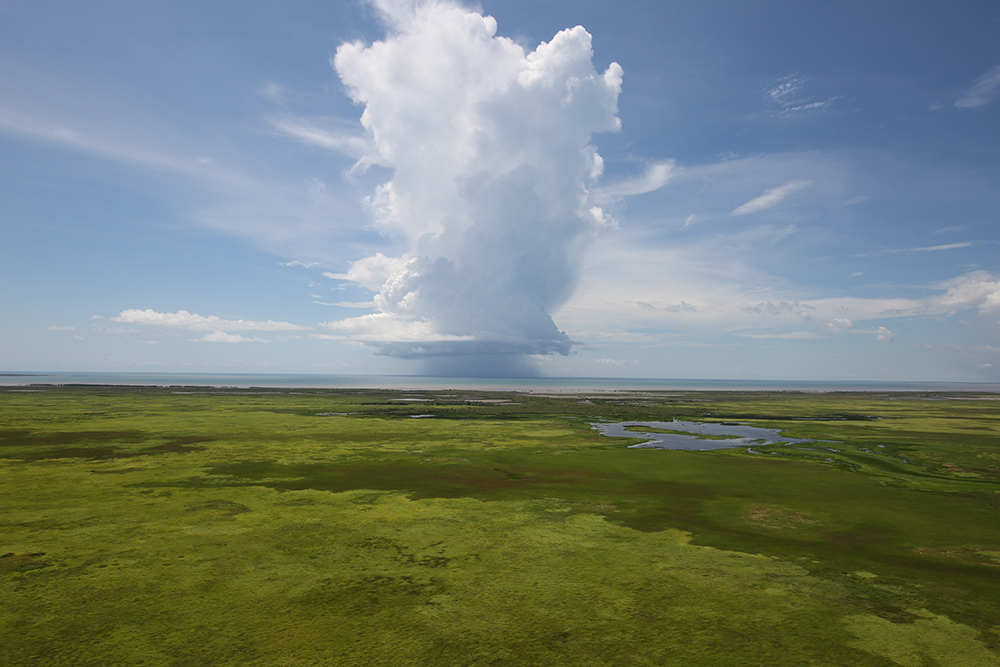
[2,0,999,381]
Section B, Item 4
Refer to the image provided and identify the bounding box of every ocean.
[2,372,998,393]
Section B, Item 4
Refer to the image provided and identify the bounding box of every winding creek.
[591,419,810,450]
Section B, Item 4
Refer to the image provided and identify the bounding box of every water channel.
[591,419,808,451]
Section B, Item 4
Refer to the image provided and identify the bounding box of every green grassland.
[1,385,999,666]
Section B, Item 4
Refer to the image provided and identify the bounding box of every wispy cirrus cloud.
[955,64,1000,109]
[195,331,268,343]
[555,224,1000,346]
[852,241,973,257]
[257,82,286,104]
[735,331,820,340]
[732,180,810,216]
[0,72,372,263]
[269,116,378,167]
[908,342,1000,352]
[932,224,975,235]
[598,160,675,198]
[313,300,377,308]
[764,75,837,117]
[112,309,309,331]
[0,109,220,182]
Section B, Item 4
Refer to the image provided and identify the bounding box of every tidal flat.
[1,385,999,666]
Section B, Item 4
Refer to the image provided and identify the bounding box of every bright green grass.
[1,386,999,665]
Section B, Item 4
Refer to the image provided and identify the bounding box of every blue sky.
[2,0,999,380]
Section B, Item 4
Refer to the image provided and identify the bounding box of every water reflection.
[592,419,807,451]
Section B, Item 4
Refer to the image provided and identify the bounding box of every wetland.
[1,384,999,666]
[591,419,809,449]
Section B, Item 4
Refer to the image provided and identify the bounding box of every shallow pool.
[591,419,806,450]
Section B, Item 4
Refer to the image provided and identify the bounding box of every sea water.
[1,372,998,393]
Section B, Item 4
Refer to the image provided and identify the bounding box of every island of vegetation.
[2,385,999,665]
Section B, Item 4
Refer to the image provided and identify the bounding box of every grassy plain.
[1,385,999,666]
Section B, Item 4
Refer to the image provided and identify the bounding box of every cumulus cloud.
[317,312,473,343]
[955,64,1000,109]
[322,0,624,375]
[875,326,894,342]
[732,180,810,216]
[924,271,1000,315]
[324,253,408,292]
[825,318,853,333]
[113,309,308,331]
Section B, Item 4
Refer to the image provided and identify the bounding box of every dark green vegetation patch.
[2,385,999,665]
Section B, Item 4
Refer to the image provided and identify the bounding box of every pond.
[591,419,807,451]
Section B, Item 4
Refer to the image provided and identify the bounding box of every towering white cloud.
[325,0,623,376]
